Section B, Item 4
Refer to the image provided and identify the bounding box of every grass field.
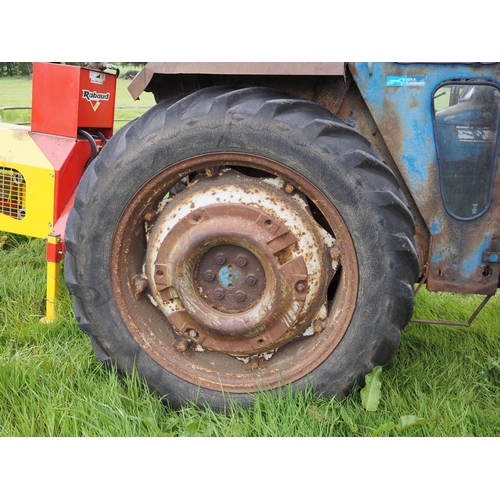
[0,70,499,438]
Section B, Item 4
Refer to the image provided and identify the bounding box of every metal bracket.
[410,294,493,327]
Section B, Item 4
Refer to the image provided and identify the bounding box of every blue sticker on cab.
[386,76,426,87]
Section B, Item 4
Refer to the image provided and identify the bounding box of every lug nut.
[203,270,215,281]
[295,281,307,293]
[189,329,198,339]
[236,255,247,267]
[245,274,257,286]
[235,291,247,302]
[215,253,226,265]
[214,289,225,300]
[284,183,295,194]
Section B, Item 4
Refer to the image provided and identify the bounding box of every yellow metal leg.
[41,234,62,323]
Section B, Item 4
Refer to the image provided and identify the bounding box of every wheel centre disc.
[197,244,266,313]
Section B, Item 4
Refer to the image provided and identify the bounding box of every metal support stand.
[40,233,64,323]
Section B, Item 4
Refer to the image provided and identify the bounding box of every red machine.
[0,62,118,321]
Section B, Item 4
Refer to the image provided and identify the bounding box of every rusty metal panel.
[351,62,500,295]
[128,62,345,100]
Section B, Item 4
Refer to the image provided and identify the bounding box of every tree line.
[0,62,85,77]
[1,63,146,77]
[1,62,33,77]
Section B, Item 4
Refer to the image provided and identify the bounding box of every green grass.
[0,233,499,437]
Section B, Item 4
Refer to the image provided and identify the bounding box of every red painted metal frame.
[32,62,116,139]
[30,133,103,224]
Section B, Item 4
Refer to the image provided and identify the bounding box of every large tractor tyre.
[64,87,419,410]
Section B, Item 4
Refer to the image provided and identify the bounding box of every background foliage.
[0,62,146,78]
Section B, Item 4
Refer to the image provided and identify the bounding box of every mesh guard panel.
[0,168,27,220]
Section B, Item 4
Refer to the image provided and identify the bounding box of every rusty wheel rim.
[110,153,358,393]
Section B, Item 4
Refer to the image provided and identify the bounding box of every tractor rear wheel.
[64,87,419,410]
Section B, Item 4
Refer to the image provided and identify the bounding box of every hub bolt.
[236,255,247,267]
[234,291,247,302]
[214,289,225,300]
[215,253,226,265]
[245,274,257,286]
[203,270,215,282]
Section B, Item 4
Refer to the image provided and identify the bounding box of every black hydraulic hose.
[85,62,120,78]
[77,129,97,168]
[105,63,120,78]
[95,130,107,145]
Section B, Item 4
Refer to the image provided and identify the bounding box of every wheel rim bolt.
[313,319,325,333]
[250,355,260,369]
[175,338,190,352]
[133,277,148,294]
[189,329,198,339]
[330,246,340,261]
[205,167,219,177]
[235,291,246,302]
[192,212,201,222]
[284,183,295,194]
[295,281,307,293]
[214,289,225,300]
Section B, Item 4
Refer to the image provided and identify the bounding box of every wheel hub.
[145,170,333,355]
[197,244,266,313]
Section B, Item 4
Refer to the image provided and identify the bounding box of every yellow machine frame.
[0,124,58,321]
